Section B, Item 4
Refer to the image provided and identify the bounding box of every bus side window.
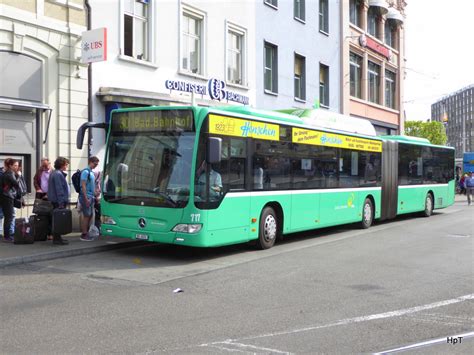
[229,138,246,191]
[253,157,264,190]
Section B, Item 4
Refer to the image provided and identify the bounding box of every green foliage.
[404,121,447,145]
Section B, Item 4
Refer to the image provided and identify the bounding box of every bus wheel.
[257,207,278,249]
[361,198,374,229]
[422,193,434,217]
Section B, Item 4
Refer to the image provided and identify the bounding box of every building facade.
[0,0,88,201]
[89,0,256,157]
[255,0,342,112]
[431,85,474,158]
[341,0,406,135]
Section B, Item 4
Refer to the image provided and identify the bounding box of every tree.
[404,121,447,145]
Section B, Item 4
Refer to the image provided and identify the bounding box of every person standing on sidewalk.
[465,172,474,205]
[0,159,20,242]
[79,156,99,241]
[33,157,52,199]
[47,157,70,245]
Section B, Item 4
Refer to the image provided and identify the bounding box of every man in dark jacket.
[47,157,70,245]
[0,158,20,242]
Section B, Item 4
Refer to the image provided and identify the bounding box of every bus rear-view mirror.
[207,137,222,164]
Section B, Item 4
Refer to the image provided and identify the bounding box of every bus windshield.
[103,109,195,208]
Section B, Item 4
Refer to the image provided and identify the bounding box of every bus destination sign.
[112,110,194,132]
[209,114,280,141]
[292,128,382,152]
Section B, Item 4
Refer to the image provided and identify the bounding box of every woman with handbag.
[0,158,20,242]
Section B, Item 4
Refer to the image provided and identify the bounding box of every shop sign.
[81,28,107,63]
[359,34,391,59]
[165,78,249,105]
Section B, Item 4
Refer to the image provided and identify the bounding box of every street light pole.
[462,110,466,154]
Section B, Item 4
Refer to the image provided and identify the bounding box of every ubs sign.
[165,78,249,105]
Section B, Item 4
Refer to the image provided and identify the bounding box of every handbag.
[32,198,53,215]
[13,198,22,209]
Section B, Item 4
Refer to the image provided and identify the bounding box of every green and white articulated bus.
[77,106,455,249]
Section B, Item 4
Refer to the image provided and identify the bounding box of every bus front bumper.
[100,224,209,247]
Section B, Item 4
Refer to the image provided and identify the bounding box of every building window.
[350,52,362,99]
[368,61,380,104]
[319,64,329,107]
[385,69,396,109]
[349,0,362,28]
[227,28,245,85]
[294,54,306,101]
[264,41,278,93]
[319,0,329,33]
[182,10,203,74]
[123,0,149,60]
[367,7,381,40]
[264,0,278,8]
[294,0,305,21]
[385,20,398,49]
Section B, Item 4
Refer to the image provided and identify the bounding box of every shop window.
[319,63,329,107]
[367,7,381,40]
[385,69,396,109]
[182,8,204,75]
[264,0,278,8]
[294,54,306,101]
[385,20,398,49]
[350,0,362,28]
[350,52,362,99]
[319,0,329,33]
[123,0,150,61]
[227,26,246,85]
[294,0,305,22]
[264,41,278,94]
[368,61,380,104]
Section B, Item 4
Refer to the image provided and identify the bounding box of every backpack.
[72,168,92,193]
[71,169,82,193]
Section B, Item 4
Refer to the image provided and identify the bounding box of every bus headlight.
[101,215,117,225]
[172,224,202,234]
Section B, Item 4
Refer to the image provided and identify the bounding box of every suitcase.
[52,208,72,235]
[31,214,50,241]
[14,218,34,244]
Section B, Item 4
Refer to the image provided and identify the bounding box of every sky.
[403,0,474,121]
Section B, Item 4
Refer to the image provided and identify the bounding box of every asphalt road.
[1,201,473,354]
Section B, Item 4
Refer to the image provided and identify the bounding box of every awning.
[0,97,50,110]
[386,8,404,25]
[368,0,389,15]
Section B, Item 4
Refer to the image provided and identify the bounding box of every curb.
[0,240,148,268]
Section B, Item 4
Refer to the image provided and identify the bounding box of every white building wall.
[0,3,88,209]
[89,0,257,157]
[255,0,342,112]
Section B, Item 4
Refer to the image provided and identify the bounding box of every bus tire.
[422,193,434,217]
[257,207,278,249]
[360,198,374,229]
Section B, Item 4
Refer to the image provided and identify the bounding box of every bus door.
[381,140,398,220]
[290,157,322,231]
[201,137,251,243]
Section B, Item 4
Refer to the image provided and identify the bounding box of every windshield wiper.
[147,188,177,207]
[105,196,129,203]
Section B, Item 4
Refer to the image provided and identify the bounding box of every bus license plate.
[135,234,149,240]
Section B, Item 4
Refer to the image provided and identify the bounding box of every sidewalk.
[0,233,147,267]
[1,194,469,268]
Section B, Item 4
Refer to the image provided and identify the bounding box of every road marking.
[375,331,474,354]
[445,234,471,238]
[203,340,291,354]
[208,294,474,344]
